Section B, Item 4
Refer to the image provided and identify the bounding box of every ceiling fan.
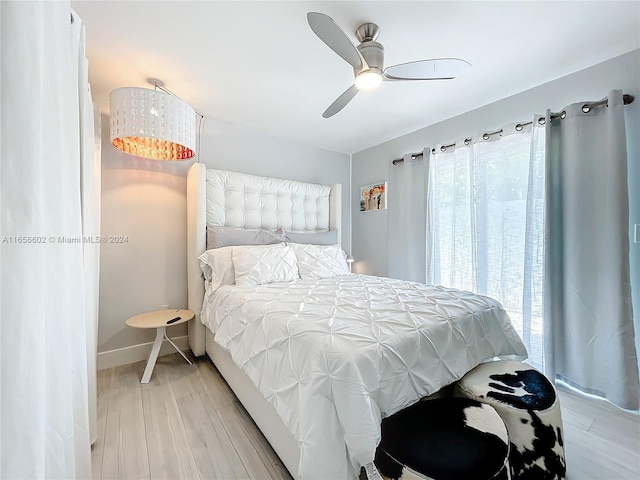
[307,12,471,118]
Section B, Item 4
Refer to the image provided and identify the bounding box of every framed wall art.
[360,182,387,212]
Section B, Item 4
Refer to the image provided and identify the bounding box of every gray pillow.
[206,225,285,249]
[284,229,338,245]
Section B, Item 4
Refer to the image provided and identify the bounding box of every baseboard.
[97,335,190,370]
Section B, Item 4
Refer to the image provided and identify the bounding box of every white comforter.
[201,274,527,479]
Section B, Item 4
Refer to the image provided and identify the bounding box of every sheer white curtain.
[0,2,97,477]
[387,150,429,283]
[426,142,474,291]
[426,123,546,369]
[544,90,639,410]
[426,95,639,409]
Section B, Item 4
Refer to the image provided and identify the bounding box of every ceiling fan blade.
[384,58,471,81]
[307,12,367,71]
[323,85,359,118]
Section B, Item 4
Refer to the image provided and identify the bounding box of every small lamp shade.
[346,255,354,271]
[110,87,196,161]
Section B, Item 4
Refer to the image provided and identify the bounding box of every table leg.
[141,326,165,384]
[164,333,193,365]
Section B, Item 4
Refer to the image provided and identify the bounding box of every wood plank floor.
[92,354,639,480]
[558,384,640,480]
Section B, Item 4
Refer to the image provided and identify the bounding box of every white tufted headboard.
[206,169,331,232]
[186,164,342,356]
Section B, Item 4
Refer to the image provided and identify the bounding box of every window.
[427,126,545,368]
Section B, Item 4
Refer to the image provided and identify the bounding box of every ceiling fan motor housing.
[356,41,384,75]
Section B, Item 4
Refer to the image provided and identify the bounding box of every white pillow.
[232,243,299,287]
[199,246,236,289]
[289,243,350,280]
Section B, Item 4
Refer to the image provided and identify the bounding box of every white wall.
[352,49,640,365]
[98,117,350,356]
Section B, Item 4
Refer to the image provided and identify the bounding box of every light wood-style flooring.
[92,354,640,480]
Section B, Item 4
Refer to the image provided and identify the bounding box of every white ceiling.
[72,1,640,154]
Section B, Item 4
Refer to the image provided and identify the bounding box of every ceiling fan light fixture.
[307,12,470,117]
[355,69,382,90]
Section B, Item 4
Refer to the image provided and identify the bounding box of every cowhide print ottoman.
[456,360,566,480]
[374,397,510,480]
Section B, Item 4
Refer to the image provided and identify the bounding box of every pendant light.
[109,80,196,161]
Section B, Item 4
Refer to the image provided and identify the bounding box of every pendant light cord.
[152,80,206,163]
[197,114,205,164]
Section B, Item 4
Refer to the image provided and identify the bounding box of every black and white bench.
[456,360,566,480]
[374,397,510,480]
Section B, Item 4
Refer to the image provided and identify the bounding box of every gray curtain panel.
[387,150,429,283]
[544,90,640,410]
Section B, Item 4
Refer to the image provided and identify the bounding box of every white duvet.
[201,274,527,479]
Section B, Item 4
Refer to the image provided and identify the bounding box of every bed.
[186,164,527,480]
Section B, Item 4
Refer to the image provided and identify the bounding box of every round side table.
[126,309,194,383]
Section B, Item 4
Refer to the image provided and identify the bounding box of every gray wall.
[98,117,350,353]
[352,49,640,364]
[98,49,639,355]
[352,50,640,281]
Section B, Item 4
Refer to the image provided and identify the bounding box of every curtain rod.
[392,93,634,165]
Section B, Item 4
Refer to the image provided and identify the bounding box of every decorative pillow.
[289,243,350,280]
[206,225,285,250]
[232,243,299,287]
[284,229,338,245]
[199,246,235,288]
